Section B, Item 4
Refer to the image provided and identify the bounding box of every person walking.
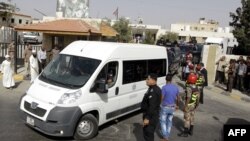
[38,47,47,73]
[178,73,200,137]
[0,55,15,89]
[141,74,161,141]
[29,50,39,83]
[23,43,32,78]
[160,74,180,141]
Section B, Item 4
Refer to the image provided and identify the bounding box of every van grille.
[24,101,46,117]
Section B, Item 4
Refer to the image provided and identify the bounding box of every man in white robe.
[0,55,15,89]
[29,50,39,83]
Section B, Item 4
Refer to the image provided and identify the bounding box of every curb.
[0,74,24,81]
[176,79,250,103]
[205,85,250,103]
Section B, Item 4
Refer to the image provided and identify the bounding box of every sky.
[5,0,242,28]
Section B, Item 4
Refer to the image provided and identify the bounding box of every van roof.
[60,41,167,61]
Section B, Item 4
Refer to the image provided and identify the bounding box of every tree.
[160,32,179,43]
[143,31,155,45]
[230,0,250,55]
[112,17,132,42]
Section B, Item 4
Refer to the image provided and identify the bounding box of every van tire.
[74,114,98,140]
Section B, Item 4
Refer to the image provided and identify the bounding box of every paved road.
[0,78,249,141]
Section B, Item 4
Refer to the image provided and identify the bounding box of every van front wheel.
[74,114,98,140]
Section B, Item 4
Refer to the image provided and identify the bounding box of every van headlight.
[57,90,82,104]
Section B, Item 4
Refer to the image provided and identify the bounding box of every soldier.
[195,64,205,104]
[178,73,200,137]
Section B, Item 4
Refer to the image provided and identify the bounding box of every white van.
[19,41,168,140]
[19,32,43,44]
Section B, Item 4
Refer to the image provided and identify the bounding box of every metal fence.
[0,43,42,66]
[0,27,14,43]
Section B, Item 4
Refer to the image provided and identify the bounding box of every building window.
[210,28,214,31]
[26,20,29,24]
[201,27,204,30]
[194,27,198,30]
[19,19,22,24]
[2,17,6,22]
[11,18,15,23]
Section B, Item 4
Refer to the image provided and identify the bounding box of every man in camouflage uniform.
[195,64,205,104]
[178,73,200,137]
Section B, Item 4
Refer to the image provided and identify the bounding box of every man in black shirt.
[141,73,161,141]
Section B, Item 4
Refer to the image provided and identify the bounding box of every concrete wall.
[201,45,249,85]
[64,35,78,47]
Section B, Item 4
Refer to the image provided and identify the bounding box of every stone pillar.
[201,45,222,85]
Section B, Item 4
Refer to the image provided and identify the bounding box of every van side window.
[148,59,166,77]
[95,62,119,88]
[123,60,147,84]
[123,59,166,84]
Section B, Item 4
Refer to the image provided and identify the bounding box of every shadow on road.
[133,123,143,141]
[14,81,23,88]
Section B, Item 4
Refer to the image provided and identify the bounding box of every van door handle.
[115,87,119,95]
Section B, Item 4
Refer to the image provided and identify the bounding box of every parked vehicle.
[19,41,168,140]
[19,32,43,44]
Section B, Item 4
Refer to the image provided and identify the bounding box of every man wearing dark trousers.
[199,63,207,104]
[141,73,161,141]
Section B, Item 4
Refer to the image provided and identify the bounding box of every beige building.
[171,18,219,32]
[170,18,229,43]
[0,12,32,27]
[0,2,32,27]
[129,23,162,43]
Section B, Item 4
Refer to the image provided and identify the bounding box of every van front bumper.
[19,106,82,137]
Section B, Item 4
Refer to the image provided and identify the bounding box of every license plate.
[26,116,34,126]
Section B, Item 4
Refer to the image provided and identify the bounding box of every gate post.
[14,31,18,74]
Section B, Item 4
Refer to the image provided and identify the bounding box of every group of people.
[215,55,250,94]
[0,43,61,89]
[23,44,61,82]
[141,69,207,141]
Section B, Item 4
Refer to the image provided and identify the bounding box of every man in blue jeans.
[160,74,180,141]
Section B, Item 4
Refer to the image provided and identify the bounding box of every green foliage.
[159,32,179,43]
[112,17,132,42]
[102,17,111,26]
[143,31,155,45]
[230,0,250,55]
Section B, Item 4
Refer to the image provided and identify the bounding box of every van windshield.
[39,54,101,89]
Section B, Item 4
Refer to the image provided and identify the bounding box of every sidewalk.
[174,75,250,104]
[206,83,250,103]
[0,67,25,81]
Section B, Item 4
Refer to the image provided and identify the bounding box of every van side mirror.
[90,79,108,94]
